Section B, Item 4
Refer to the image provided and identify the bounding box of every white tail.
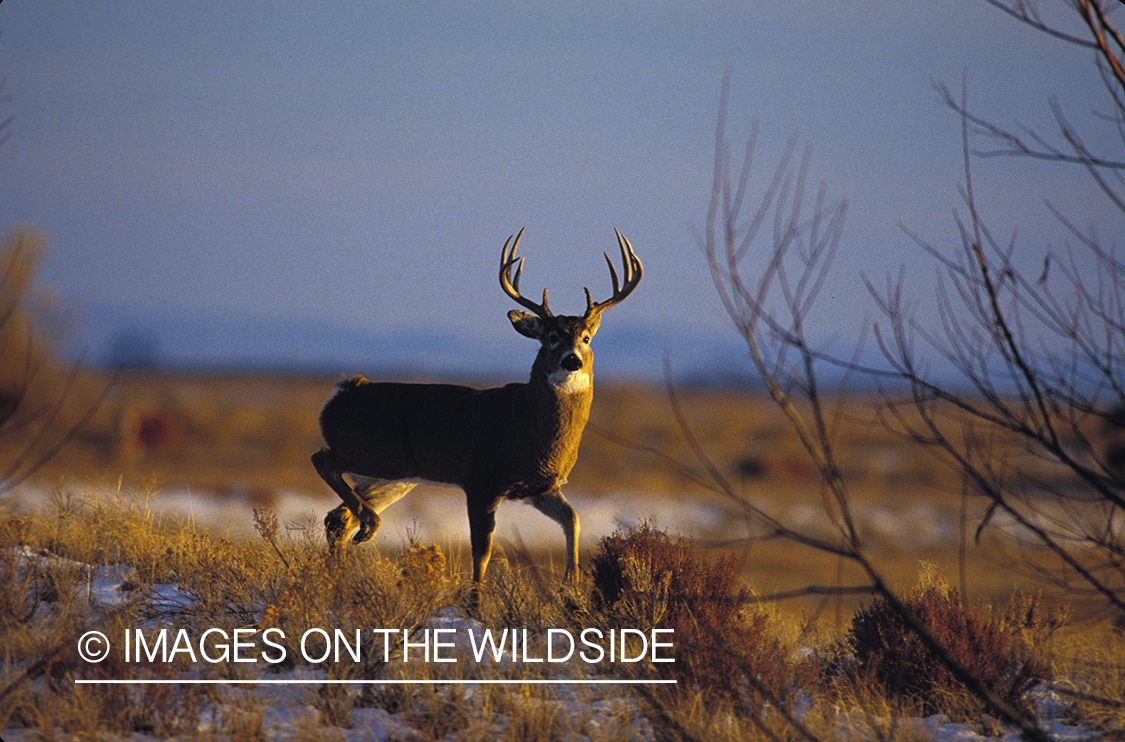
[312,228,642,600]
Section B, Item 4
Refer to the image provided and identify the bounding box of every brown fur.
[312,230,641,606]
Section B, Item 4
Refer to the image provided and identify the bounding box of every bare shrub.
[589,523,809,715]
[858,0,1125,622]
[590,521,746,630]
[0,231,111,494]
[694,65,1058,739]
[685,0,1125,735]
[845,578,1052,718]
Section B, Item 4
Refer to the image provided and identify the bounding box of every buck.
[312,228,642,595]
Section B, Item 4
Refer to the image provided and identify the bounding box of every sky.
[0,1,1118,373]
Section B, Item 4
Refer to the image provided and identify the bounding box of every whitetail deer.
[312,228,642,596]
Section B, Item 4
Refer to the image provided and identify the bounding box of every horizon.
[0,1,1118,378]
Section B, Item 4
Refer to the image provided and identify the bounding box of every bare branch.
[979,0,1099,49]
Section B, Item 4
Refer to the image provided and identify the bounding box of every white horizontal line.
[74,678,677,685]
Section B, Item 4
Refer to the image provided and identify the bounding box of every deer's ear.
[508,310,544,339]
[583,314,602,339]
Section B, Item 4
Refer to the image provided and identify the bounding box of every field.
[4,369,1100,616]
[1,369,1123,740]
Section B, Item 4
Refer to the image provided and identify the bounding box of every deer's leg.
[468,505,496,583]
[466,500,497,611]
[528,488,580,580]
[312,448,380,551]
[324,505,361,549]
[345,480,416,545]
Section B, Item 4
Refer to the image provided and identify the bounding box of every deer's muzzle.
[560,354,583,372]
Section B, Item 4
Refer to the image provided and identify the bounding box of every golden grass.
[9,369,1087,623]
[1,334,1122,741]
[0,489,1120,742]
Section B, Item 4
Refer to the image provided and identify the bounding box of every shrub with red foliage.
[846,584,1051,717]
[589,523,808,710]
[589,521,746,627]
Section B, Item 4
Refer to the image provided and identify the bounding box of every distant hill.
[71,303,772,388]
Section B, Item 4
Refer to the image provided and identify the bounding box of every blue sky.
[0,1,1117,368]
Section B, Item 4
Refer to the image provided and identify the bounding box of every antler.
[584,229,643,319]
[499,228,553,318]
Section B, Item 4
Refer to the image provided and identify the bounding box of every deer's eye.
[548,333,560,345]
[582,336,591,344]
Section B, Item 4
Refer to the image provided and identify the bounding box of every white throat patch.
[549,368,591,394]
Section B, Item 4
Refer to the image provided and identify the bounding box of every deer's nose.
[560,354,583,372]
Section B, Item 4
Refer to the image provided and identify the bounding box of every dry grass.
[0,492,1119,742]
[11,367,1087,622]
[0,281,1120,740]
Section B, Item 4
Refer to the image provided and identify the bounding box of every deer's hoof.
[324,506,352,547]
[353,509,380,543]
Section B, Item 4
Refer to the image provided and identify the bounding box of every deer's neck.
[517,363,593,473]
[525,367,592,427]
